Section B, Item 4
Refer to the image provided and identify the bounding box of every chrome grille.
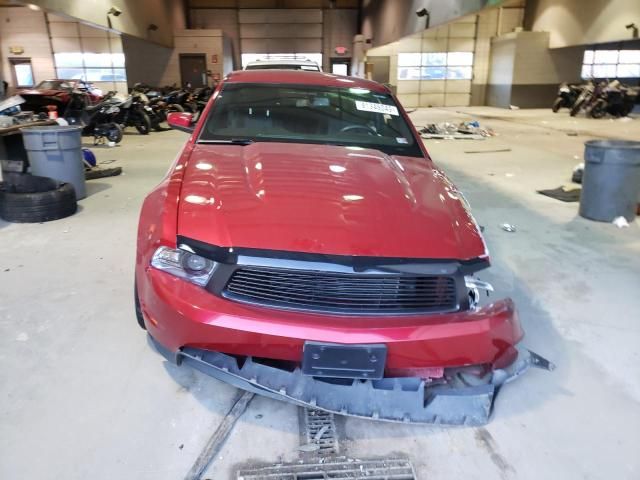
[223,266,458,315]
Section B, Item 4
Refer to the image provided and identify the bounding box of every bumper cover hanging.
[150,336,553,426]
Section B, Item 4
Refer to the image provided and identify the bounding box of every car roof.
[247,59,318,66]
[224,70,389,94]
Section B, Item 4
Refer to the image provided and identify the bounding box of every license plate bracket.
[302,342,387,380]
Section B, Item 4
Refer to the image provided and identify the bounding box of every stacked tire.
[0,174,77,223]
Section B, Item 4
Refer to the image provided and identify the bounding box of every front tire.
[135,113,151,135]
[107,123,123,143]
[552,97,563,112]
[134,281,146,330]
[589,100,607,119]
[569,99,583,117]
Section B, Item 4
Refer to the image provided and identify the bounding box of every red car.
[135,70,552,425]
[18,79,103,113]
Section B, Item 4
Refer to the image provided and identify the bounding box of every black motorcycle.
[192,86,213,111]
[162,88,194,112]
[113,92,152,135]
[586,80,639,118]
[63,90,123,144]
[132,84,184,131]
[570,80,599,117]
[552,82,583,112]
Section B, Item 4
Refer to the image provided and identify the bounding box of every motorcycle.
[63,90,123,144]
[113,92,152,135]
[192,86,213,112]
[586,80,639,118]
[569,80,600,117]
[163,88,195,112]
[552,82,583,112]
[131,84,184,131]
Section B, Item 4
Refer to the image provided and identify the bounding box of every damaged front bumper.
[150,336,554,426]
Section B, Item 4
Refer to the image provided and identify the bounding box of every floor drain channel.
[236,458,416,480]
[302,409,339,455]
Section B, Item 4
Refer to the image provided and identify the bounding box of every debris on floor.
[82,148,123,180]
[236,458,417,480]
[572,163,584,184]
[501,223,517,232]
[612,216,630,228]
[85,166,123,180]
[537,185,581,202]
[300,409,339,457]
[464,148,511,154]
[420,121,495,140]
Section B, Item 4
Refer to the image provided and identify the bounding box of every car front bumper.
[139,269,527,371]
[140,269,554,424]
[149,334,552,425]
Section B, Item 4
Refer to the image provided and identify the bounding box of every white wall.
[16,0,185,47]
[525,0,640,48]
[361,0,510,49]
[0,7,55,92]
[364,2,525,108]
[487,31,584,108]
[47,13,127,94]
[158,30,224,87]
[365,15,477,108]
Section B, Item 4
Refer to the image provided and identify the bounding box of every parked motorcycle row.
[62,83,214,145]
[552,79,639,118]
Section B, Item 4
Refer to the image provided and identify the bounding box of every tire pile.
[0,173,77,223]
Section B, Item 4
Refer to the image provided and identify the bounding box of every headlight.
[151,246,217,286]
[464,276,494,310]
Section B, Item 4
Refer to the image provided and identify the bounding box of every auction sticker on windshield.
[355,101,399,116]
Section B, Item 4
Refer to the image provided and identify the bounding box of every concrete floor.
[1,109,639,480]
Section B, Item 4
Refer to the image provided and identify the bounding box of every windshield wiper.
[198,138,255,145]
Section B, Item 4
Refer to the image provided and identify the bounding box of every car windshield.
[199,83,422,156]
[246,64,320,71]
[35,80,73,90]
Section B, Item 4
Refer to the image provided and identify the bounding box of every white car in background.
[244,58,322,72]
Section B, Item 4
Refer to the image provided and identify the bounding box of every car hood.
[18,89,62,96]
[177,142,487,260]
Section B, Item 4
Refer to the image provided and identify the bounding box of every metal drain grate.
[237,458,416,480]
[303,409,339,456]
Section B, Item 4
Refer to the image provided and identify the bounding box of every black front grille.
[223,266,459,315]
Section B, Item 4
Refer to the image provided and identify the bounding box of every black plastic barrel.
[579,140,640,223]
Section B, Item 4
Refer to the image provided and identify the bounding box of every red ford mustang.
[135,70,552,425]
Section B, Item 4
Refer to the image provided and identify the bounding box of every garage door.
[239,9,322,57]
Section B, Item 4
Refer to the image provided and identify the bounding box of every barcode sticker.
[355,101,399,116]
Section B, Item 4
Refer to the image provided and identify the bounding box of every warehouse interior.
[1,1,639,480]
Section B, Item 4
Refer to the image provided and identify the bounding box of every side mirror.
[167,112,195,133]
